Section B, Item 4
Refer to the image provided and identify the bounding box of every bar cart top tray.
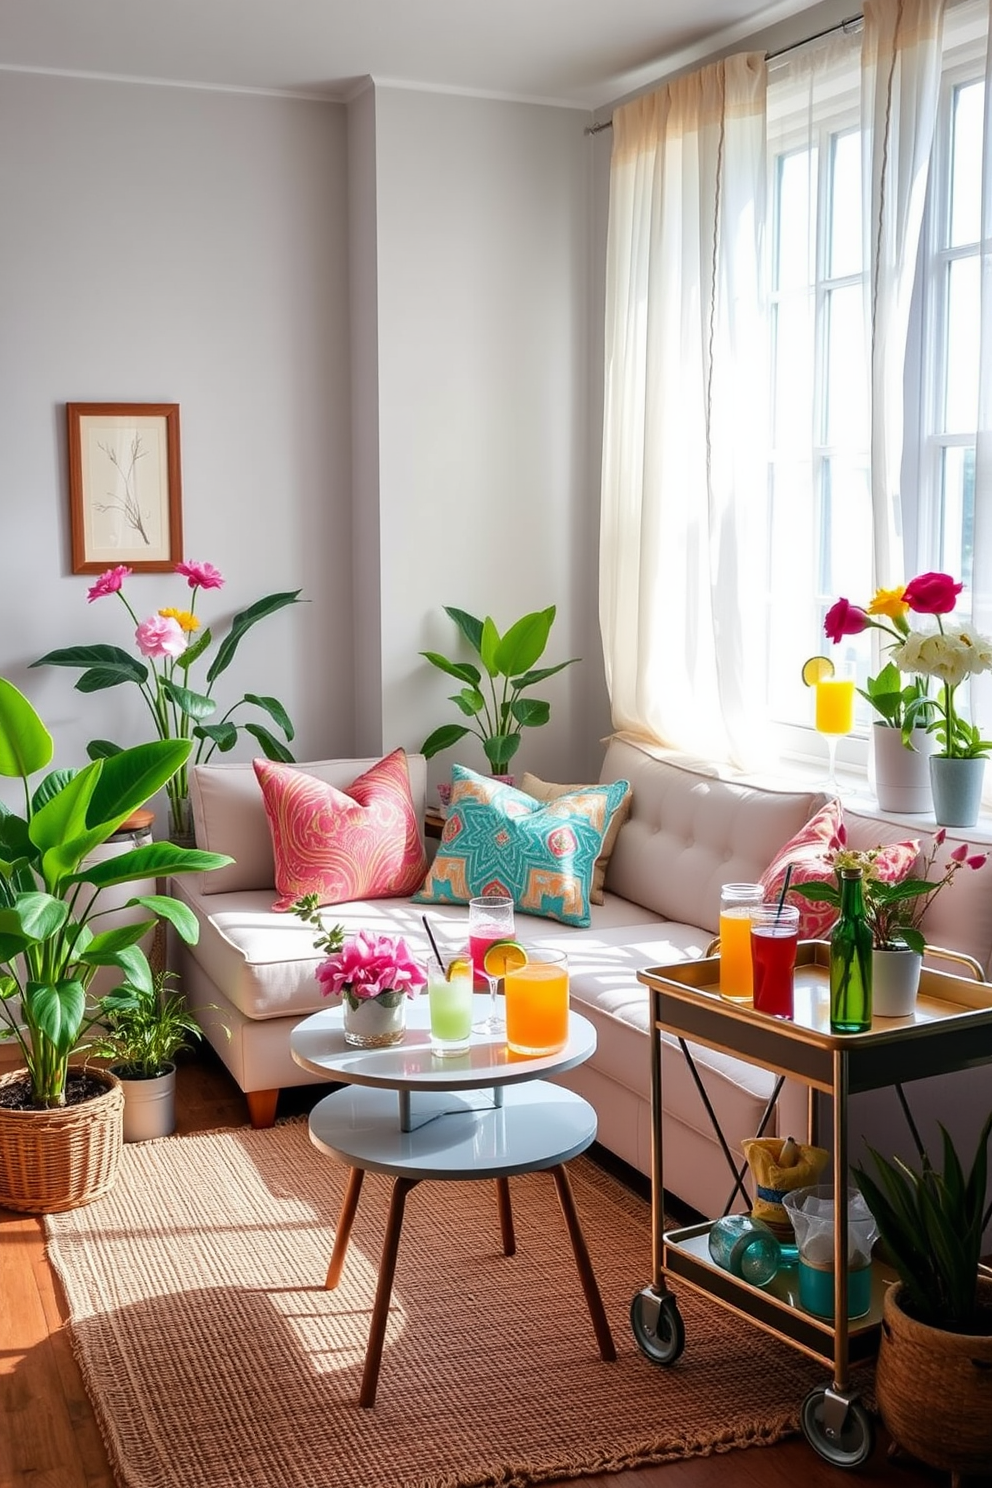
[638,942,992,1094]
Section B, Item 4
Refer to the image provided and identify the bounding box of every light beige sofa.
[172,737,992,1222]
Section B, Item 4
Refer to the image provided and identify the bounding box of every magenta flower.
[968,854,988,871]
[86,565,133,602]
[950,843,969,864]
[315,931,426,1004]
[934,828,947,846]
[176,559,225,590]
[902,571,963,615]
[135,614,187,659]
[824,598,869,644]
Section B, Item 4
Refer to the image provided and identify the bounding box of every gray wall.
[0,73,353,824]
[0,68,613,824]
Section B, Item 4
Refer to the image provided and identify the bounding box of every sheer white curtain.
[599,54,769,767]
[971,0,992,765]
[863,0,946,589]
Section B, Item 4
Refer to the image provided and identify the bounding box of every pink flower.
[824,599,869,644]
[950,843,969,863]
[903,571,963,615]
[315,931,426,1002]
[87,565,132,602]
[934,828,947,846]
[135,614,187,659]
[968,854,988,871]
[176,560,225,590]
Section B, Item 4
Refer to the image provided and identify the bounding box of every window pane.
[820,455,872,600]
[828,129,861,278]
[775,148,815,292]
[945,256,980,433]
[940,444,976,590]
[950,80,984,248]
[825,285,868,448]
[772,296,813,450]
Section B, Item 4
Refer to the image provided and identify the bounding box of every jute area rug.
[47,1121,838,1488]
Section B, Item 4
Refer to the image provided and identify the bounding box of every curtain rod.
[584,10,864,135]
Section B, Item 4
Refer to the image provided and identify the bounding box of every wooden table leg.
[495,1176,516,1256]
[550,1165,617,1362]
[360,1175,420,1408]
[325,1167,365,1289]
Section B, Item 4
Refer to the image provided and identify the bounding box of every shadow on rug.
[46,1122,854,1488]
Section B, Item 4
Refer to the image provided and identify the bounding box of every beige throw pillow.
[519,772,632,905]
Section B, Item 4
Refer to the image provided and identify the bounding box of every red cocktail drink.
[750,905,800,1019]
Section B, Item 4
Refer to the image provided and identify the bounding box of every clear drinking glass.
[468,894,515,1031]
[718,883,764,1003]
[426,953,474,1055]
[504,948,570,1057]
[750,903,801,1019]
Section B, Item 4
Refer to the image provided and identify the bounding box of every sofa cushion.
[598,738,831,931]
[520,771,633,905]
[414,766,630,927]
[760,799,920,938]
[253,750,427,910]
[189,753,428,895]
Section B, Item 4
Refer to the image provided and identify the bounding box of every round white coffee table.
[290,1001,615,1406]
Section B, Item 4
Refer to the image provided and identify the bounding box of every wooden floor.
[1,1049,987,1488]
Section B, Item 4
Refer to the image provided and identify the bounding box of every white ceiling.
[0,0,811,110]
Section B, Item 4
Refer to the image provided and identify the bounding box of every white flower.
[893,623,992,688]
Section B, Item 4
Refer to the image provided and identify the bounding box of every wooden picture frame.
[67,403,183,573]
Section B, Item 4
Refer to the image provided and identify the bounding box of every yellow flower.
[159,607,200,633]
[866,587,909,621]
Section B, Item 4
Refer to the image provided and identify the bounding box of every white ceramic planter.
[115,1064,177,1142]
[343,995,406,1048]
[869,724,933,814]
[871,948,923,1018]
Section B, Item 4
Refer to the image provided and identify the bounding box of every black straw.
[776,863,794,918]
[422,914,443,966]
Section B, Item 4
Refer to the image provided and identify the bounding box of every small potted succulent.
[91,970,206,1141]
[419,605,579,790]
[854,1112,992,1479]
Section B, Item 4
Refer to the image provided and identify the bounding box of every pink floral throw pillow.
[253,749,428,911]
[760,800,919,939]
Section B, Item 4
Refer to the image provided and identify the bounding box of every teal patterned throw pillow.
[414,765,631,927]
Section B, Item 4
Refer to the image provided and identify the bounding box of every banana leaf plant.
[420,605,579,773]
[0,677,232,1108]
[31,561,304,837]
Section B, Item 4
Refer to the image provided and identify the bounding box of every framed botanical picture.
[67,402,183,573]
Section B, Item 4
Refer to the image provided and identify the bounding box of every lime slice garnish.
[801,655,835,687]
[445,956,472,982]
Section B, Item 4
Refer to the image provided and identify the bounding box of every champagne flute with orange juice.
[719,883,765,1003]
[802,655,855,793]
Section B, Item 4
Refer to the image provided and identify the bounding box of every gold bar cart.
[632,943,992,1468]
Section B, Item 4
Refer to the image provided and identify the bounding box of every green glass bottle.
[829,866,873,1033]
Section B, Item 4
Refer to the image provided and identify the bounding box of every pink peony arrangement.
[33,561,304,838]
[315,931,427,1010]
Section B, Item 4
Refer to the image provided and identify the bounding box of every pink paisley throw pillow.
[760,800,919,939]
[254,748,428,911]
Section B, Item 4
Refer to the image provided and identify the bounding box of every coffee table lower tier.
[308,1080,617,1405]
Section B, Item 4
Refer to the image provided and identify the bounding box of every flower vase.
[870,724,933,814]
[343,994,407,1048]
[929,756,985,828]
[871,947,923,1018]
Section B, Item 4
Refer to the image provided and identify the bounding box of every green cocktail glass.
[427,956,474,1054]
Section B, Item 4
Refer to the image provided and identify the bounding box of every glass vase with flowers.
[32,561,305,841]
[292,898,427,1049]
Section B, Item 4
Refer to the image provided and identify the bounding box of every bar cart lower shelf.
[632,942,992,1469]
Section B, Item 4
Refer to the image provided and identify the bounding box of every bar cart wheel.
[800,1385,874,1468]
[630,1287,686,1365]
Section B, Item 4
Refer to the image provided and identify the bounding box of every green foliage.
[854,1111,992,1332]
[0,678,232,1108]
[290,893,345,956]
[859,663,935,743]
[91,970,204,1079]
[420,606,579,772]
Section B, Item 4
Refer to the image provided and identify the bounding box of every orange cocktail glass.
[504,951,569,1056]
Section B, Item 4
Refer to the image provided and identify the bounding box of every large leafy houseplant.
[420,605,579,773]
[31,560,304,838]
[0,677,231,1108]
[854,1110,992,1333]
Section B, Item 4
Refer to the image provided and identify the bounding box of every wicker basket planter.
[876,1277,992,1478]
[0,1066,124,1214]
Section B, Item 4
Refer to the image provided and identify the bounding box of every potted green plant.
[0,677,231,1210]
[853,1112,992,1478]
[419,605,579,778]
[91,969,205,1142]
[31,559,304,840]
[792,830,988,1015]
